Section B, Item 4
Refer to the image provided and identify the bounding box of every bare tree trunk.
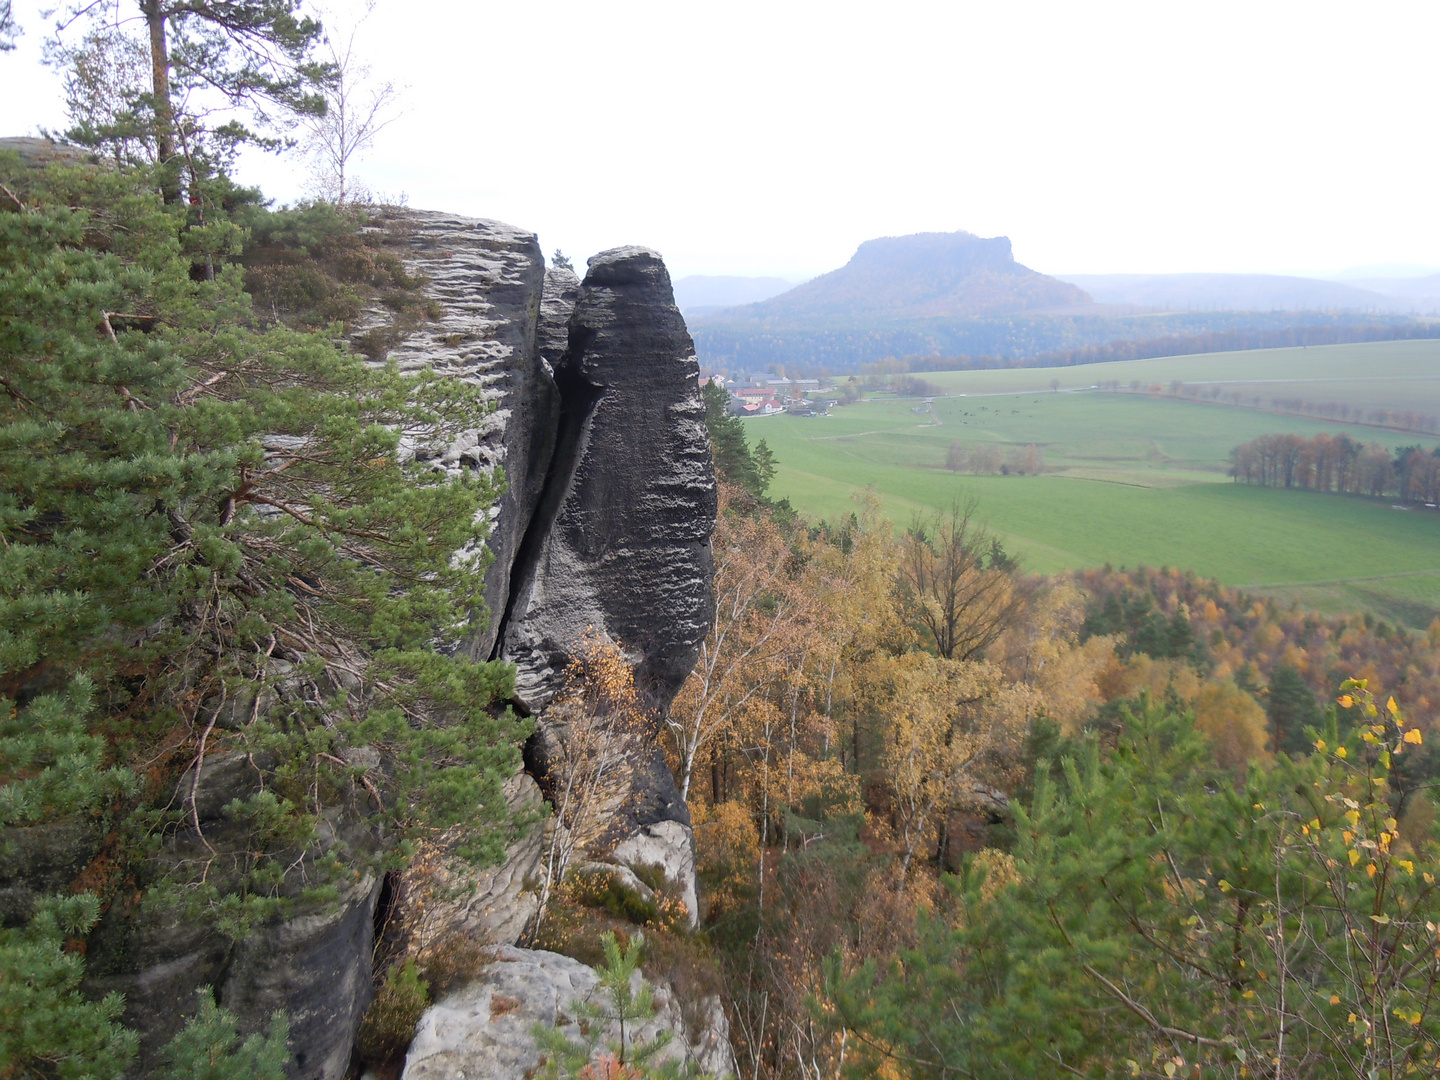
[142,0,179,204]
[756,712,773,937]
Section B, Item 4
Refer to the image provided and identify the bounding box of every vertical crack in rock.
[488,360,603,672]
[58,214,721,1078]
[498,247,716,911]
[488,266,586,669]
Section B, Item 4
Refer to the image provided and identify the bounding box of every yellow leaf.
[1389,696,1400,715]
[1350,850,1362,866]
[1338,747,1348,759]
[1343,830,1355,844]
[1400,860,1416,874]
[1315,739,1327,752]
[1406,729,1424,745]
[1346,810,1361,826]
[1242,990,1255,1000]
[1219,879,1232,892]
[1331,994,1341,1005]
[1339,695,1355,708]
[1368,863,1379,878]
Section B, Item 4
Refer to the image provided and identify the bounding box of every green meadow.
[744,342,1440,626]
[917,338,1440,418]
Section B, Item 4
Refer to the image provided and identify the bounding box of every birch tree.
[300,2,400,204]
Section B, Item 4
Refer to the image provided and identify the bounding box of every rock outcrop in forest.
[359,212,720,1076]
[6,190,717,1079]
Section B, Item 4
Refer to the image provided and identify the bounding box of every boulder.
[612,821,699,928]
[401,945,734,1080]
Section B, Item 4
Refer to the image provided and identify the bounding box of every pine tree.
[1266,661,1321,755]
[0,895,139,1079]
[532,932,697,1079]
[827,684,1440,1079]
[0,140,521,1065]
[156,990,289,1080]
[700,380,764,495]
[52,0,328,202]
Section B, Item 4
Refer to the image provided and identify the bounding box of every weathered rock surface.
[536,265,581,367]
[369,226,715,946]
[0,820,103,927]
[385,773,547,956]
[612,820,699,925]
[0,135,94,167]
[401,946,735,1080]
[363,210,553,661]
[83,751,384,1080]
[499,246,717,714]
[367,221,717,705]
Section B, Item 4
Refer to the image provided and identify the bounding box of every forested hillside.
[678,401,1440,1079]
[691,303,1422,372]
[6,4,1440,1078]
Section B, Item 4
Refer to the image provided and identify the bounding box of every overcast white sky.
[5,0,1439,281]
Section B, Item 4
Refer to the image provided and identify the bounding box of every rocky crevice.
[487,346,604,679]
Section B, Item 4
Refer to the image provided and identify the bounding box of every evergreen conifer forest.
[5,4,1440,1079]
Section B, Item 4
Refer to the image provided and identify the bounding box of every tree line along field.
[916,338,1440,423]
[743,342,1440,627]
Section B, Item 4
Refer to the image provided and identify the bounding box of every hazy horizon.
[4,0,1440,282]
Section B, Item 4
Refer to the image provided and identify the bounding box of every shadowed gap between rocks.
[488,337,604,683]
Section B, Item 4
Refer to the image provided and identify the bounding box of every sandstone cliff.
[28,207,717,1078]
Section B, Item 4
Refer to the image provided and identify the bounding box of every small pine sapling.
[156,988,289,1080]
[532,931,700,1079]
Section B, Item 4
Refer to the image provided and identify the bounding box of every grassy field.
[914,339,1440,420]
[744,342,1440,626]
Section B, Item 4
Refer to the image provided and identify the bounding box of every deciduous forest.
[668,410,1440,1079]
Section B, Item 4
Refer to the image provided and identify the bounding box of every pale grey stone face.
[402,946,735,1080]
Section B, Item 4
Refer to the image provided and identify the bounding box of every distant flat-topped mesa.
[721,229,1091,321]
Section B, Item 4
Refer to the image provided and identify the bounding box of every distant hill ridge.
[1061,272,1440,314]
[718,230,1091,321]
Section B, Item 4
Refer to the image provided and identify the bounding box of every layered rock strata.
[367,220,716,1062]
[362,211,554,661]
[499,247,717,713]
